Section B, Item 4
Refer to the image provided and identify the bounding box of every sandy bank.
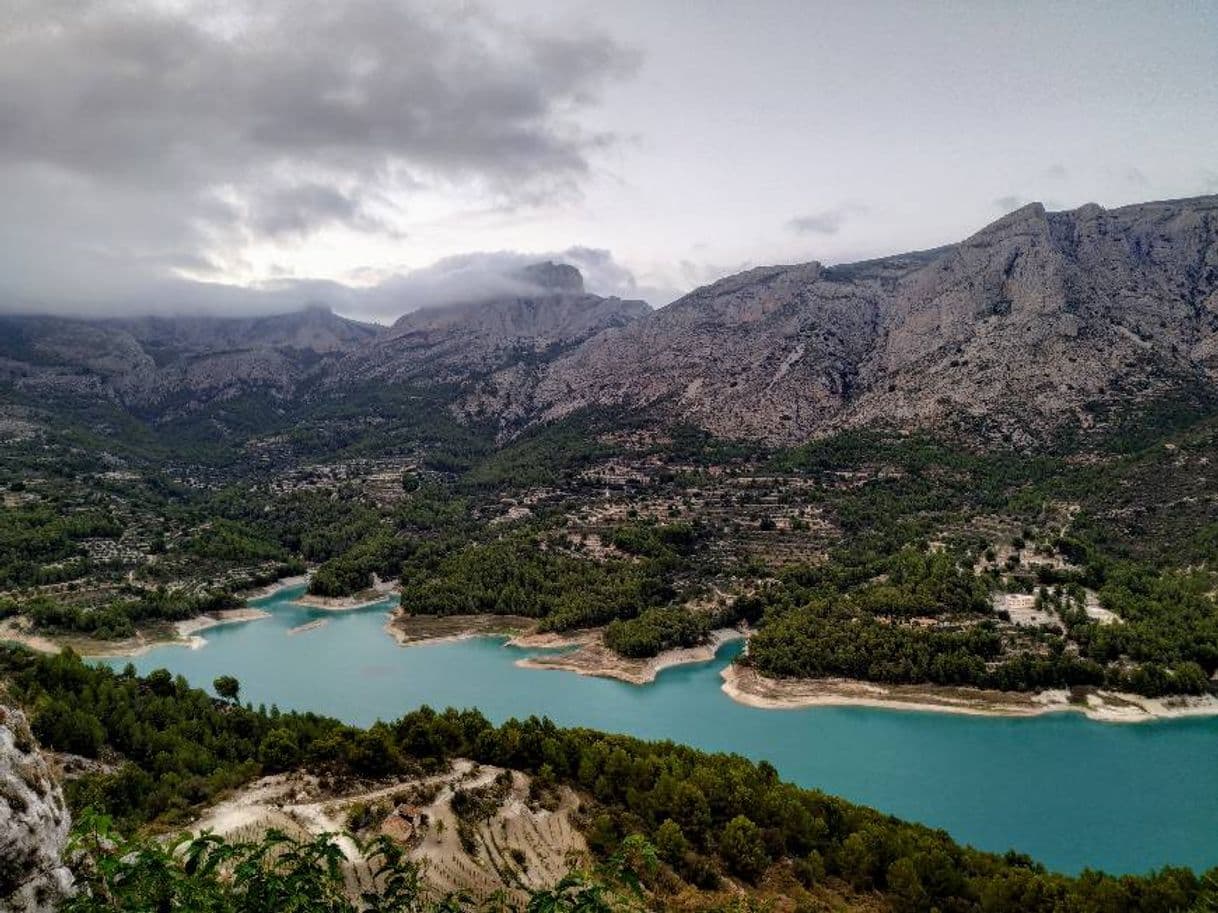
[0,618,61,654]
[294,591,398,611]
[0,607,271,658]
[506,629,588,650]
[720,663,1218,723]
[175,607,271,639]
[292,574,399,611]
[242,574,308,600]
[517,628,745,685]
[384,608,536,646]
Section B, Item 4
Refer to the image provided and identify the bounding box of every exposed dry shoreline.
[384,610,746,686]
[0,569,301,657]
[720,663,1218,723]
[384,608,536,646]
[241,574,308,600]
[10,573,1216,724]
[515,628,746,685]
[174,607,271,640]
[0,607,272,658]
[0,570,384,659]
[292,575,399,611]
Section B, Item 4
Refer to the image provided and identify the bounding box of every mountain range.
[3,194,1217,446]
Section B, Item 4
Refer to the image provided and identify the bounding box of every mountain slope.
[531,195,1218,443]
[0,307,379,420]
[339,261,650,426]
[2,196,1216,449]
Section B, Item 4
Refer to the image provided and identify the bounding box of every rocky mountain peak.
[4,193,1216,449]
[528,194,1218,444]
[345,262,650,399]
[516,261,584,294]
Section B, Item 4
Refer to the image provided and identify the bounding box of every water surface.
[102,585,1218,876]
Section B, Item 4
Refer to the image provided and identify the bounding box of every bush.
[719,815,770,882]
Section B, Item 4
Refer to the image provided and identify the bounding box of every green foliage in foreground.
[1,646,346,825]
[65,814,650,913]
[5,647,1216,913]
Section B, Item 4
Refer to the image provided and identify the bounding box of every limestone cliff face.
[349,261,649,383]
[0,307,379,420]
[0,706,73,913]
[531,196,1218,443]
[340,261,651,427]
[2,197,1216,446]
[848,198,1218,440]
[529,258,910,441]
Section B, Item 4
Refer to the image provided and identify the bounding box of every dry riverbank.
[293,575,399,611]
[0,607,271,658]
[384,611,747,686]
[241,574,308,600]
[517,628,746,685]
[720,663,1218,723]
[385,609,536,646]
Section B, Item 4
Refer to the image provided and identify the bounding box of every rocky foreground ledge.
[1,705,73,913]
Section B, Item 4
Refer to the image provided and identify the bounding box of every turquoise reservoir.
[101,585,1218,876]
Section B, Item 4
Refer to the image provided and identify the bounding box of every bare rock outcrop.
[0,306,379,420]
[0,705,73,913]
[340,261,650,427]
[531,195,1218,443]
[2,196,1216,447]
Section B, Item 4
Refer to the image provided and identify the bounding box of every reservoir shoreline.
[720,661,1218,723]
[384,607,1218,724]
[37,581,1214,724]
[91,582,1218,876]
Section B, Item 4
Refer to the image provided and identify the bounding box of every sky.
[1,0,1216,322]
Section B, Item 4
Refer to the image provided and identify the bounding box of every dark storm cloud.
[245,184,402,241]
[0,0,639,312]
[0,0,635,188]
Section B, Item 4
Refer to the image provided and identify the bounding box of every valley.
[5,2,1218,907]
[4,197,1218,911]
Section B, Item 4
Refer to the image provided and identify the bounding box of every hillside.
[531,196,1218,444]
[3,196,1218,450]
[338,261,651,430]
[0,306,379,421]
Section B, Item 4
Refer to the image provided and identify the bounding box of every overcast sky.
[1,0,1216,322]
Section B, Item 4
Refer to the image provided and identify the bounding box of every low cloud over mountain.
[0,0,638,313]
